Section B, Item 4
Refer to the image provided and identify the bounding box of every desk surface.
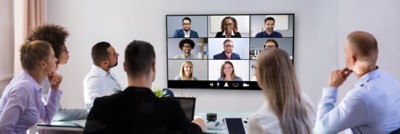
[37,111,252,134]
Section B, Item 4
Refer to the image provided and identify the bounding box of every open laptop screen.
[174,97,196,121]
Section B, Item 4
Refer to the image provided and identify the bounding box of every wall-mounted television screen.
[166,14,294,90]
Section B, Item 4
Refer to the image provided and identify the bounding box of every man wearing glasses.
[213,39,241,59]
[173,17,199,38]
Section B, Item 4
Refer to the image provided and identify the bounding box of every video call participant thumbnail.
[214,39,241,59]
[215,16,242,38]
[218,61,243,81]
[173,38,198,59]
[255,17,283,38]
[173,17,199,38]
[175,61,198,80]
[264,39,279,48]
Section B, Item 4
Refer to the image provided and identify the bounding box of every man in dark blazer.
[173,17,199,38]
[84,40,206,134]
[213,39,241,59]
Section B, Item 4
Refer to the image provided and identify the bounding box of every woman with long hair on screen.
[217,61,242,81]
[248,48,314,134]
[0,40,62,133]
[175,61,198,80]
[215,16,242,38]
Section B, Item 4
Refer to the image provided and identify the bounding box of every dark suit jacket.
[173,29,199,38]
[215,31,242,38]
[84,87,202,134]
[213,51,241,59]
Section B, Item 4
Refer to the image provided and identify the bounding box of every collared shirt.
[83,65,122,112]
[222,31,235,37]
[184,30,190,38]
[314,68,400,134]
[255,31,283,38]
[0,71,62,134]
[173,53,198,59]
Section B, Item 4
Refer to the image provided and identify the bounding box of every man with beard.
[84,41,122,112]
[173,17,199,38]
[255,17,283,38]
[213,39,241,59]
[173,38,198,59]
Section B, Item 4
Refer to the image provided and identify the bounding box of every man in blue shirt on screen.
[314,31,400,134]
[213,39,241,60]
[255,17,283,38]
[173,17,199,38]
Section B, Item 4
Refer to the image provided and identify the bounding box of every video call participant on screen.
[215,16,242,38]
[85,40,206,134]
[255,17,283,38]
[27,24,88,121]
[248,48,314,134]
[264,39,279,48]
[0,41,62,133]
[175,61,198,80]
[173,17,199,38]
[314,31,400,134]
[217,61,243,81]
[83,42,122,112]
[213,39,241,59]
[173,38,198,59]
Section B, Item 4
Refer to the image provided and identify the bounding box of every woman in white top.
[248,48,315,134]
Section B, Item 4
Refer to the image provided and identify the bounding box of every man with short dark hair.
[83,41,122,112]
[173,17,199,38]
[84,40,206,133]
[213,39,241,59]
[173,38,198,59]
[255,17,283,38]
[314,31,400,133]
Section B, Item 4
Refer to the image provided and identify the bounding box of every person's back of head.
[256,48,312,134]
[20,40,53,71]
[124,40,155,80]
[91,42,111,66]
[27,24,69,63]
[347,31,378,65]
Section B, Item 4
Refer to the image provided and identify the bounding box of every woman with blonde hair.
[0,40,63,133]
[248,48,314,134]
[175,61,198,80]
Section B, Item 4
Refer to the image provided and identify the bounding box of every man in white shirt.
[83,41,122,111]
[314,31,400,134]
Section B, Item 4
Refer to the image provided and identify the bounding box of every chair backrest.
[391,128,400,134]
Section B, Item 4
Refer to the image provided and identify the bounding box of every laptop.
[174,97,196,121]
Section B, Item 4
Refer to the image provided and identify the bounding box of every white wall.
[46,0,340,112]
[337,0,400,99]
[0,0,14,95]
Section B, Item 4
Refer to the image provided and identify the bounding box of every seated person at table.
[84,40,206,134]
[173,38,198,59]
[173,17,199,38]
[0,41,62,133]
[213,39,241,59]
[217,61,243,81]
[175,61,198,80]
[215,16,242,38]
[248,48,314,134]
